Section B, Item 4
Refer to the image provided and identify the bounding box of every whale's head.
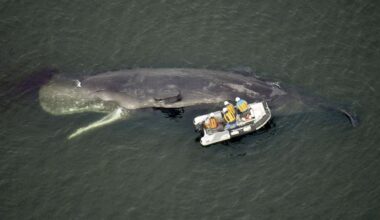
[39,77,117,115]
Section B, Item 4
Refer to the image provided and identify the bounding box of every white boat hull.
[193,101,271,146]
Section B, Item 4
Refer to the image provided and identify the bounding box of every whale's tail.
[299,91,359,127]
[317,103,359,127]
[280,84,359,128]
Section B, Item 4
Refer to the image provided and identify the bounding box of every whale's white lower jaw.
[67,107,128,140]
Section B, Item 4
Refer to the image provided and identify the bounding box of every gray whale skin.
[38,68,358,139]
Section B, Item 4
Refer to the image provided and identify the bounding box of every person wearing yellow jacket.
[204,113,219,130]
[223,107,237,129]
[224,101,236,115]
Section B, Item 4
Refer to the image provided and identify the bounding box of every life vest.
[236,100,249,113]
[209,117,218,129]
[223,111,236,123]
[205,117,218,129]
[226,103,236,115]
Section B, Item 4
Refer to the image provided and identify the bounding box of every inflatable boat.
[193,101,271,146]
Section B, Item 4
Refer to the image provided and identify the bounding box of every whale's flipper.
[68,108,128,139]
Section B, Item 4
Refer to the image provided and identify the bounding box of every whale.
[38,68,358,139]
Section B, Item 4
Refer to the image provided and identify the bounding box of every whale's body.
[39,68,357,139]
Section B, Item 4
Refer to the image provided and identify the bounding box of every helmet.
[224,101,229,105]
[222,108,227,113]
[235,97,240,102]
[210,113,215,117]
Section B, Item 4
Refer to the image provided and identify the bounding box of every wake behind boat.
[193,101,271,146]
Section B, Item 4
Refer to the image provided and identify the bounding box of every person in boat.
[223,107,237,129]
[235,97,252,121]
[204,113,219,130]
[224,101,236,115]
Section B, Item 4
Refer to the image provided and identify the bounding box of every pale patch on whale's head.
[39,78,117,115]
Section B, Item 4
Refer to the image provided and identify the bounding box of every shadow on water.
[0,68,58,113]
[191,111,347,157]
[152,107,185,119]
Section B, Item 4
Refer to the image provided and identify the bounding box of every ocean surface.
[1,0,379,219]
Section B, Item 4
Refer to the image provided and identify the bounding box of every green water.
[1,0,379,219]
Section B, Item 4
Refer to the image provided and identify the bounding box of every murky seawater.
[1,0,379,219]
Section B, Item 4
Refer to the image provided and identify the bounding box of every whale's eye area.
[154,88,182,104]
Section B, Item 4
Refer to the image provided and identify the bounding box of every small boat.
[193,101,271,146]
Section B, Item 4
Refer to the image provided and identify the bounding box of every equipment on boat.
[193,101,271,146]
